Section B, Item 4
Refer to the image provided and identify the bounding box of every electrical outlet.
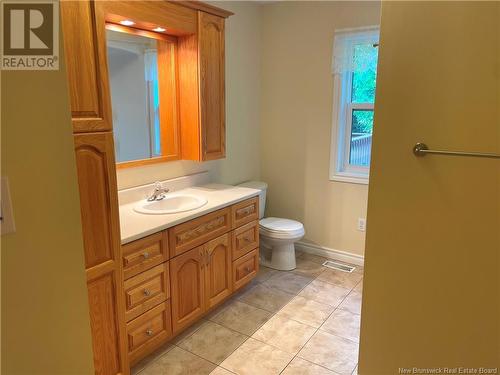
[357,218,366,232]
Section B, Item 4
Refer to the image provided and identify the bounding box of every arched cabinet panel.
[199,12,225,160]
[204,233,232,309]
[73,132,127,375]
[170,246,206,333]
[74,143,114,268]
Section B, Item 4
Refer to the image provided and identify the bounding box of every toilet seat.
[259,217,305,239]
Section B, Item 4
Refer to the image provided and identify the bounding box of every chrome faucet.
[147,181,170,201]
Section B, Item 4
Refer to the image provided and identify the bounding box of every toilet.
[237,181,305,271]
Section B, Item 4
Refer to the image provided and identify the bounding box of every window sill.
[330,172,369,185]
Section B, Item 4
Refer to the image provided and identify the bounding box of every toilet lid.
[259,217,304,237]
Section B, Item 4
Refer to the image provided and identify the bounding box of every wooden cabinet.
[233,248,259,291]
[170,233,232,332]
[180,11,228,161]
[205,233,232,309]
[73,131,127,375]
[168,207,232,256]
[62,1,233,372]
[199,11,226,160]
[170,246,206,333]
[126,301,172,364]
[232,197,259,228]
[61,0,111,133]
[232,221,259,261]
[124,263,170,322]
[122,197,259,366]
[122,232,169,280]
[87,274,122,375]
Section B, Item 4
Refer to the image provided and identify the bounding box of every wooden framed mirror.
[105,23,181,168]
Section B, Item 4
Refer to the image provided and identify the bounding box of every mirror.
[106,25,180,167]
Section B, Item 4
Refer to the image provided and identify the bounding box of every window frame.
[329,27,379,184]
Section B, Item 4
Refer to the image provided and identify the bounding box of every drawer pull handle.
[243,237,251,243]
[245,266,251,273]
[146,329,153,336]
[142,252,150,259]
[238,206,255,218]
[143,289,151,297]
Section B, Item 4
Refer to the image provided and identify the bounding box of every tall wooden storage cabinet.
[60,1,232,373]
[61,2,127,374]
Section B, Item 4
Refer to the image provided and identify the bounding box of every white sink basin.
[134,194,208,215]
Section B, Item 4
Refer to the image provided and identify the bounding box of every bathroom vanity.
[118,182,260,364]
[60,1,235,374]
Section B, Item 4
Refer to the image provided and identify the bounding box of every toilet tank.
[237,181,267,219]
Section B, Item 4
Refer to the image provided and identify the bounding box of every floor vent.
[322,260,355,273]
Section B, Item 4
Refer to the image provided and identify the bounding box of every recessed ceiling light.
[153,27,166,32]
[119,20,135,26]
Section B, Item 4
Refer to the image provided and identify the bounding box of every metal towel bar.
[413,143,500,159]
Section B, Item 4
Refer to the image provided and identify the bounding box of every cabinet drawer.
[124,263,170,322]
[169,207,231,256]
[232,197,259,228]
[126,301,172,364]
[122,232,168,280]
[232,221,259,260]
[233,248,259,291]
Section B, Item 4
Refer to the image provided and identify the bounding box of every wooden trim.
[116,155,179,170]
[100,1,197,36]
[105,23,178,43]
[86,259,115,282]
[173,1,234,18]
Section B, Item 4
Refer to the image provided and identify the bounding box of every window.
[330,27,379,183]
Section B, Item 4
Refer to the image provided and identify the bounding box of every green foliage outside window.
[351,44,378,134]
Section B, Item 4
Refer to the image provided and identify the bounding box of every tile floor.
[132,252,363,375]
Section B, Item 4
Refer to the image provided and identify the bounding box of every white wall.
[260,1,381,256]
[116,1,262,190]
[108,46,151,162]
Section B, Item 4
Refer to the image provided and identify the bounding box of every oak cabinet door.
[73,131,127,375]
[87,274,122,375]
[74,132,119,271]
[198,11,225,160]
[204,233,232,309]
[61,0,112,132]
[170,246,206,333]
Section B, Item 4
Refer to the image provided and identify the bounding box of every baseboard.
[295,241,364,266]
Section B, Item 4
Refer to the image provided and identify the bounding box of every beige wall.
[116,1,262,190]
[359,2,499,372]
[260,1,381,256]
[1,42,95,373]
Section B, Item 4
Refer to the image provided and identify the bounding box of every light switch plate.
[357,217,366,232]
[1,176,16,235]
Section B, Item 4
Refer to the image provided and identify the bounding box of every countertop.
[119,184,260,244]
